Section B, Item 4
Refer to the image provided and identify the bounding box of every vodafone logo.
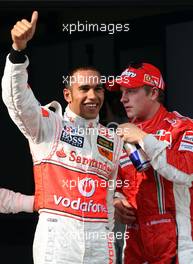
[78,178,95,197]
[54,195,107,213]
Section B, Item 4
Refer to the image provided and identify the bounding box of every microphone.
[124,142,151,172]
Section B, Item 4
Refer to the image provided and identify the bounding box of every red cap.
[106,63,165,91]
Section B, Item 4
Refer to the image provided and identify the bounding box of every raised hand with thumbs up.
[11,11,38,51]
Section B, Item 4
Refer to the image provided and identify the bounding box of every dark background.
[0,1,193,263]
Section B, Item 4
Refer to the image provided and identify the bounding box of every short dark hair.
[65,66,101,89]
[143,85,165,104]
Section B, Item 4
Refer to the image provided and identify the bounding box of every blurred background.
[0,0,193,263]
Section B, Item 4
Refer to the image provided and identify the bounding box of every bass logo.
[60,130,84,148]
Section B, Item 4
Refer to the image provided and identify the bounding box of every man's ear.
[151,87,159,101]
[63,88,72,103]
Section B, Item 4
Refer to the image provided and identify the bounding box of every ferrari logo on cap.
[144,74,159,86]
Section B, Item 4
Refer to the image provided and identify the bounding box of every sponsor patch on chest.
[179,131,193,152]
[182,131,193,143]
[60,130,84,148]
[98,146,113,161]
[97,136,114,151]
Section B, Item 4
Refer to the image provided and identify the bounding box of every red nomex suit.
[117,105,193,264]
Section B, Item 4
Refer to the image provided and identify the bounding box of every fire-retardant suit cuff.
[9,47,27,63]
[19,195,34,213]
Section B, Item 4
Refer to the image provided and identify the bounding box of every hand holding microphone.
[110,122,151,171]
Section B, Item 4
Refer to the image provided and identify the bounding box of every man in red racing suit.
[2,11,123,264]
[106,62,193,263]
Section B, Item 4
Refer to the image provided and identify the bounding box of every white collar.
[64,105,99,129]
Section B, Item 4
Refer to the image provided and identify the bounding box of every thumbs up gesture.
[11,11,38,51]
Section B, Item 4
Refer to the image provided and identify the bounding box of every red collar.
[133,105,168,133]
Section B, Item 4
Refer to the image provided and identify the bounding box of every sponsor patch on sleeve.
[179,131,193,152]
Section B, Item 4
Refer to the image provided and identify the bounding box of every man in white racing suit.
[2,11,123,264]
